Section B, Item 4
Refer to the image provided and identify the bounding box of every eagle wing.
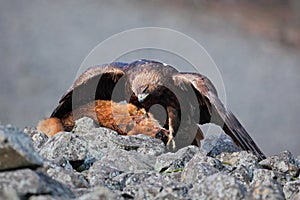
[51,62,129,118]
[172,72,266,160]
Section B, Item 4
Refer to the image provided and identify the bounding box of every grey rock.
[38,119,165,172]
[3,118,300,200]
[28,195,67,200]
[0,125,43,171]
[74,117,165,156]
[259,151,299,176]
[229,165,252,186]
[189,173,244,200]
[252,168,287,186]
[290,192,300,200]
[38,160,89,189]
[0,168,74,198]
[111,133,166,156]
[283,180,300,200]
[24,127,49,150]
[202,133,242,157]
[87,162,123,189]
[217,151,260,170]
[39,132,89,161]
[181,151,222,184]
[78,186,117,200]
[0,187,20,200]
[155,145,200,173]
[72,117,99,134]
[250,169,285,199]
[112,170,156,190]
[245,184,285,200]
[90,148,156,173]
[126,174,190,199]
[181,162,219,184]
[187,151,224,170]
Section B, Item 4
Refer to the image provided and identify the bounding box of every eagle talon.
[166,132,176,150]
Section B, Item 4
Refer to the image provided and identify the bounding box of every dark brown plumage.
[48,59,265,160]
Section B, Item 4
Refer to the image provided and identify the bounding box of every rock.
[0,125,43,171]
[39,118,166,172]
[245,184,285,200]
[202,133,242,157]
[259,151,299,177]
[290,192,300,200]
[155,145,200,173]
[0,169,73,198]
[97,148,157,171]
[250,169,285,199]
[38,160,89,189]
[252,169,287,186]
[124,174,190,199]
[216,151,260,170]
[182,162,219,184]
[181,151,222,184]
[24,127,49,150]
[72,117,98,134]
[229,165,252,186]
[28,195,66,200]
[116,134,166,156]
[112,170,157,190]
[283,180,300,200]
[188,173,245,199]
[0,187,20,200]
[1,119,298,199]
[86,162,124,189]
[39,132,90,162]
[77,186,117,200]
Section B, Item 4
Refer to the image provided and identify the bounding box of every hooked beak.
[137,93,149,103]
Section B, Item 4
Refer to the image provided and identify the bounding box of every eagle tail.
[222,111,266,160]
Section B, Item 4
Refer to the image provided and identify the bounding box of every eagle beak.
[138,93,149,103]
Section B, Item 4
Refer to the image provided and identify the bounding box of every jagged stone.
[0,125,43,171]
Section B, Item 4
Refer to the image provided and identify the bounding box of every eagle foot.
[166,132,176,150]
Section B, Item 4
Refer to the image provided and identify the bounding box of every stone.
[0,169,73,198]
[252,168,287,186]
[155,145,200,173]
[216,151,260,170]
[103,149,156,171]
[246,184,285,200]
[0,125,43,171]
[72,117,98,134]
[24,127,49,150]
[259,151,299,177]
[86,162,124,189]
[202,133,242,157]
[77,187,117,200]
[38,160,89,189]
[283,180,300,200]
[188,173,244,200]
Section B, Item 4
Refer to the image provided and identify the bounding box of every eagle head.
[135,84,156,103]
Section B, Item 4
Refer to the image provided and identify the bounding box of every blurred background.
[0,0,300,156]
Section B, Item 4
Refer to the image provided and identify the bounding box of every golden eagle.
[40,59,266,160]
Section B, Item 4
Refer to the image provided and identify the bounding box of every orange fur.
[37,100,169,142]
[37,117,64,137]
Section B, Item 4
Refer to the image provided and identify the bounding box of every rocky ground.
[0,117,299,200]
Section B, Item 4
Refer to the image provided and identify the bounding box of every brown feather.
[173,73,266,160]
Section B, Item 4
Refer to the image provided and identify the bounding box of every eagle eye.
[142,85,149,93]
